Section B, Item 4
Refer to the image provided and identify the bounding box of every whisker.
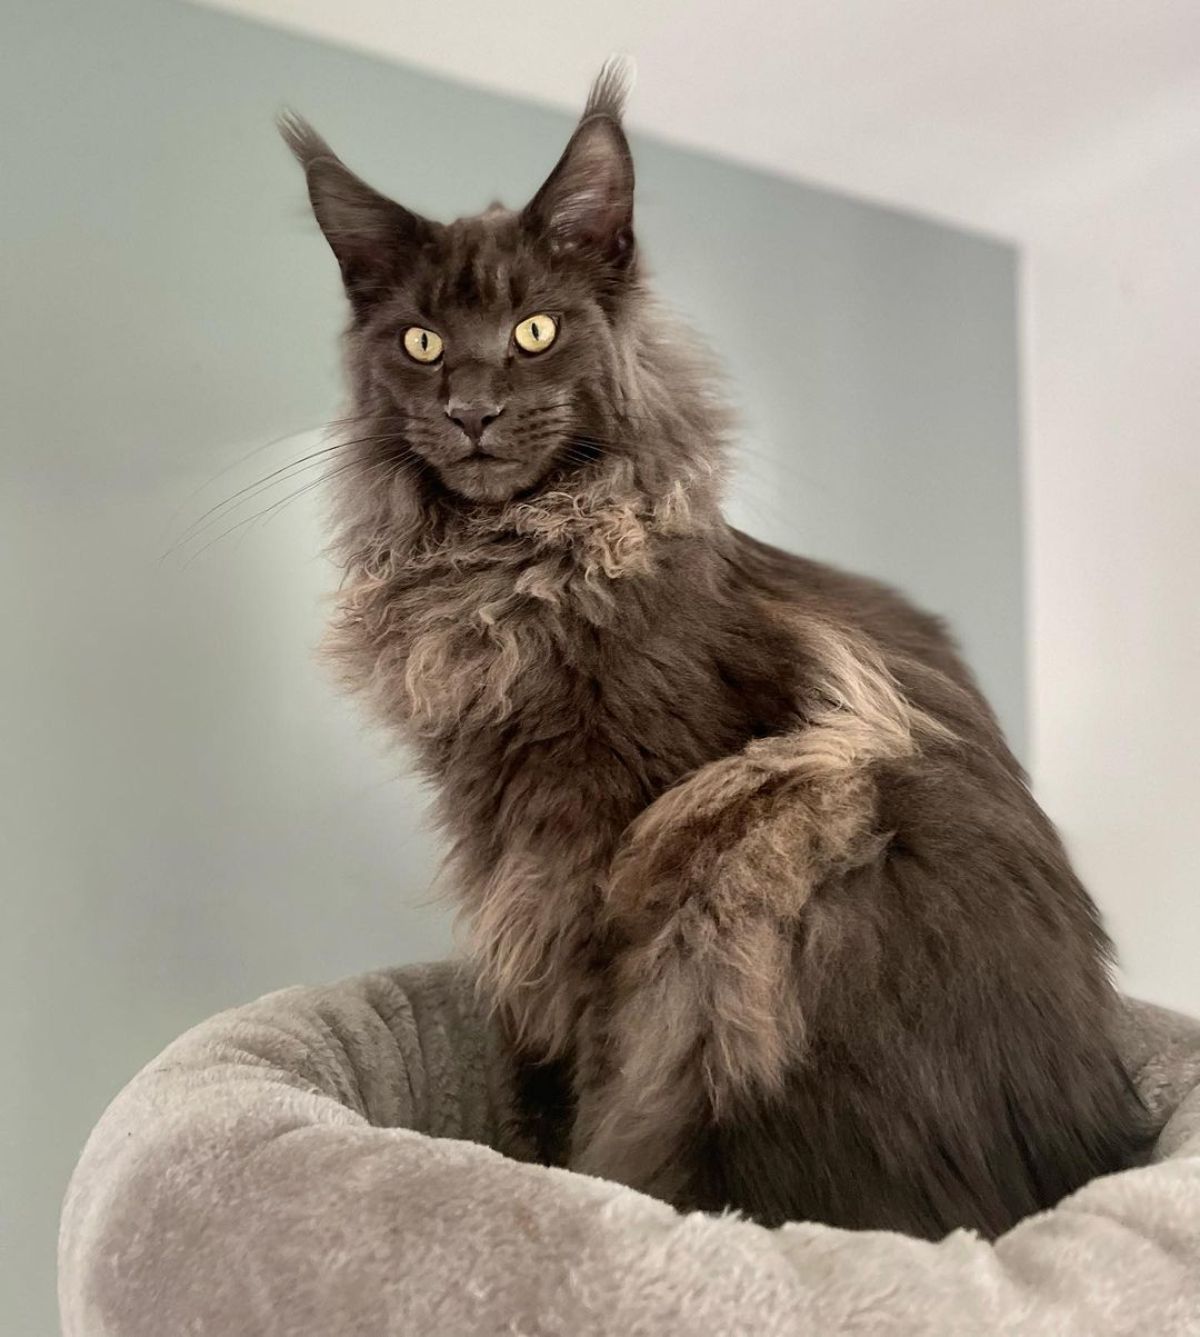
[163,423,330,542]
[168,443,348,551]
[163,430,414,558]
[177,454,414,567]
[250,454,421,540]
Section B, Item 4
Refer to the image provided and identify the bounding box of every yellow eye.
[514,313,558,354]
[402,326,443,363]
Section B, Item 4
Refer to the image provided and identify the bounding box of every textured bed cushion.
[59,961,1200,1336]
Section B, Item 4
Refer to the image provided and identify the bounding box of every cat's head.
[282,65,643,505]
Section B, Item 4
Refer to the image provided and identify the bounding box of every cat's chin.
[438,456,550,504]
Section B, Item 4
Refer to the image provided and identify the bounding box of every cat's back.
[730,529,957,669]
[728,528,1010,738]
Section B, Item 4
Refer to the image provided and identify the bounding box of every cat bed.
[59,962,1200,1336]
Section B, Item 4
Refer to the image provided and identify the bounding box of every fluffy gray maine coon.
[280,64,1146,1237]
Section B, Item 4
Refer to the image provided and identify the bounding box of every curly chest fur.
[396,550,773,834]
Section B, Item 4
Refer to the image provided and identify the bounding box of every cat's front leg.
[569,725,889,1205]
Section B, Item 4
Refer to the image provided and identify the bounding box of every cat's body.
[285,67,1146,1238]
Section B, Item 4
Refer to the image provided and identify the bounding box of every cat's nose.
[446,400,504,445]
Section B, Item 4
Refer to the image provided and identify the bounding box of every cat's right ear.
[279,113,435,309]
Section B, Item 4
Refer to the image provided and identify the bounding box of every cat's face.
[283,70,636,503]
[344,211,625,502]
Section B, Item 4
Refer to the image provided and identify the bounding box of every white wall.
[1024,85,1200,1011]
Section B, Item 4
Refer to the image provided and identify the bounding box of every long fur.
[285,69,1148,1238]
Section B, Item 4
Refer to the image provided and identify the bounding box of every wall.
[1024,85,1200,1012]
[1,0,1021,1329]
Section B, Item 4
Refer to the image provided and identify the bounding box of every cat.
[281,63,1147,1238]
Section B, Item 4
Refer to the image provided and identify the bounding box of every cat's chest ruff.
[385,487,708,738]
[395,544,635,737]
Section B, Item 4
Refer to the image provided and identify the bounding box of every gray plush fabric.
[59,962,1200,1336]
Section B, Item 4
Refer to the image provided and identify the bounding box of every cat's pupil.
[420,332,428,351]
[530,322,540,340]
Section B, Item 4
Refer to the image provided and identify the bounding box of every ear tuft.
[277,111,435,309]
[583,56,635,124]
[276,109,337,172]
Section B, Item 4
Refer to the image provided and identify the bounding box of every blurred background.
[3,0,1197,1330]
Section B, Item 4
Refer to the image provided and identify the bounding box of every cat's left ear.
[522,62,636,271]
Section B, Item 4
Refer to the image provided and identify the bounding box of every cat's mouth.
[463,447,517,463]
